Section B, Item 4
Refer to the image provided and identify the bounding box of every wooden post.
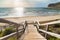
[34,21,39,31]
[24,21,27,29]
[23,21,27,30]
[19,21,28,40]
[45,25,49,38]
[24,21,28,34]
[16,24,19,40]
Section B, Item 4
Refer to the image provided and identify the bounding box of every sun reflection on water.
[14,7,24,17]
[13,0,24,17]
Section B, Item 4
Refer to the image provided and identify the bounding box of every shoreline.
[1,15,60,18]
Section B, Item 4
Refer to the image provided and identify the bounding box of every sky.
[0,0,60,7]
[25,0,60,7]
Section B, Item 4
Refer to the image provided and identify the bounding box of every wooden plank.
[45,25,49,38]
[0,18,20,25]
[35,21,60,38]
[39,29,60,38]
[40,20,60,26]
[23,25,46,40]
[0,29,23,40]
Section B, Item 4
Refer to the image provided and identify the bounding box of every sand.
[2,15,60,24]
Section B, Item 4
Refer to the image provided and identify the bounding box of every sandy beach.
[2,15,60,24]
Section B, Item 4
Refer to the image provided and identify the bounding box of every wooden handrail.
[0,19,27,40]
[34,21,60,39]
[40,20,60,26]
[1,19,60,39]
[0,18,18,25]
[0,29,24,40]
[39,29,60,38]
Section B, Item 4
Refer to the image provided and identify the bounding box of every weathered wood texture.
[23,24,46,40]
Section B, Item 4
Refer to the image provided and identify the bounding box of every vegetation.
[39,23,60,40]
[0,31,2,37]
[8,36,17,40]
[0,31,2,34]
[2,27,15,36]
[0,26,17,40]
[48,24,60,40]
[48,36,60,40]
[48,24,60,34]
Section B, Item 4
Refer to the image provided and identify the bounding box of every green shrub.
[48,36,60,40]
[53,24,60,28]
[2,27,14,36]
[0,31,2,34]
[8,36,17,40]
[0,31,2,37]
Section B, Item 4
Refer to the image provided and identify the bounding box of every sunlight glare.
[14,7,24,17]
[14,0,24,17]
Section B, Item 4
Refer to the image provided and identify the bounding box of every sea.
[0,7,60,18]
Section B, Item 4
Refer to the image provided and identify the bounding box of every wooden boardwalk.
[21,24,46,40]
[0,19,60,40]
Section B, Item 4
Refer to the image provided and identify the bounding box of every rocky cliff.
[48,2,60,8]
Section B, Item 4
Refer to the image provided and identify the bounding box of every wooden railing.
[0,19,60,40]
[0,19,27,40]
[34,21,60,39]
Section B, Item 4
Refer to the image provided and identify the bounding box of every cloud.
[0,0,12,4]
[0,0,15,7]
[25,0,49,2]
[0,0,60,7]
[25,0,60,7]
[0,0,49,7]
[25,0,50,7]
[25,0,49,4]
